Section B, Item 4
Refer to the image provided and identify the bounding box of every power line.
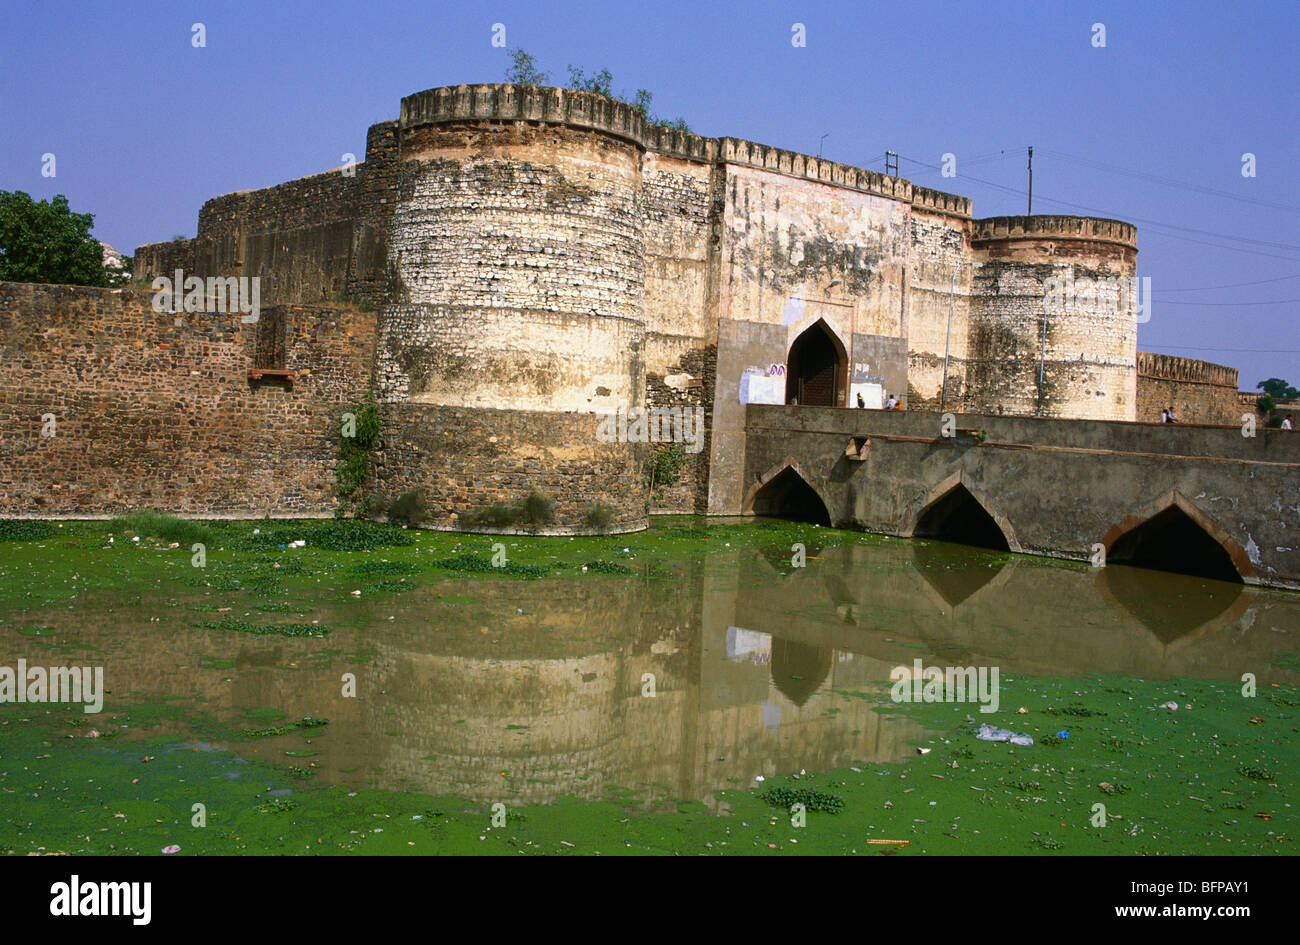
[1143,345,1300,353]
[1156,298,1299,306]
[896,153,1300,254]
[1154,273,1300,292]
[897,159,1300,264]
[1039,147,1300,215]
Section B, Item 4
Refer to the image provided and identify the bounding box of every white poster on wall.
[850,382,884,409]
[740,372,785,406]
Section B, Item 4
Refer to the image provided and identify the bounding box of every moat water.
[3,518,1297,811]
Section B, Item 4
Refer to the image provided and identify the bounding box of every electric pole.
[1027,146,1033,215]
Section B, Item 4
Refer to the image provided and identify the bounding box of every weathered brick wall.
[377,123,646,416]
[905,203,972,409]
[639,152,720,514]
[0,283,374,517]
[1137,352,1239,425]
[967,218,1138,420]
[371,404,646,532]
[640,153,718,360]
[136,167,361,307]
[645,344,717,513]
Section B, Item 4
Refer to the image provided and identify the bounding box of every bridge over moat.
[737,405,1300,590]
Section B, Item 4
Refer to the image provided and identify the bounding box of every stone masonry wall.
[372,404,646,533]
[1137,352,1239,425]
[136,167,361,307]
[376,124,646,416]
[0,283,374,517]
[905,204,972,410]
[967,218,1138,420]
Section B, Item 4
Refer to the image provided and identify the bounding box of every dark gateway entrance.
[1108,505,1243,583]
[750,467,832,526]
[914,484,1010,552]
[786,320,847,407]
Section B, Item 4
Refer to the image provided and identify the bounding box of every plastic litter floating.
[975,723,1034,747]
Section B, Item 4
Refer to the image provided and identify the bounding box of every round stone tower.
[371,84,651,532]
[967,215,1139,420]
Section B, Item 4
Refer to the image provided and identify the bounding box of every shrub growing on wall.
[645,443,688,500]
[336,399,380,514]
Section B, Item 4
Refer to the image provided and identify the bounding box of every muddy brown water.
[5,540,1298,808]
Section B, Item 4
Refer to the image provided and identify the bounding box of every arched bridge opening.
[1108,505,1243,584]
[750,467,832,526]
[914,483,1010,552]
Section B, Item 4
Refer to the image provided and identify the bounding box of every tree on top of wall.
[1257,378,1299,402]
[567,66,614,97]
[0,190,128,287]
[505,51,692,133]
[504,48,549,86]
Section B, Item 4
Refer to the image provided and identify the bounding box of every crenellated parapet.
[1138,352,1237,389]
[911,185,972,218]
[972,215,1138,250]
[397,84,965,204]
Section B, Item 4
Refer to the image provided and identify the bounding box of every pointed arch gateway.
[1100,491,1249,583]
[908,473,1018,552]
[786,318,848,407]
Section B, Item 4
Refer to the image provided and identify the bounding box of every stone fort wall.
[1136,352,1239,425]
[115,83,1149,527]
[0,283,374,517]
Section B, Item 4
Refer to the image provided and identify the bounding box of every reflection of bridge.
[739,405,1300,590]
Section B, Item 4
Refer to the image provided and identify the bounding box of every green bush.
[459,488,555,530]
[645,444,688,495]
[583,502,615,532]
[760,786,844,814]
[108,511,214,546]
[386,488,428,526]
[226,519,414,553]
[336,399,380,510]
[459,503,519,529]
[0,520,60,542]
[431,554,548,578]
[518,489,555,527]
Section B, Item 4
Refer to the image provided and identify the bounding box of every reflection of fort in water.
[14,539,1296,806]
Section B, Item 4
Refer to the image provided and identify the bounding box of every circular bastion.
[966,216,1139,420]
[371,85,672,534]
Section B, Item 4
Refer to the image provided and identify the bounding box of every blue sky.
[1,0,1295,387]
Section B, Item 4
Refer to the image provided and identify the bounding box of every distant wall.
[1137,352,1239,425]
[135,168,361,307]
[0,283,374,517]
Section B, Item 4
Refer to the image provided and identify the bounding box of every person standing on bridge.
[885,394,898,410]
[1283,415,1294,430]
[1160,407,1178,423]
[857,392,866,409]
